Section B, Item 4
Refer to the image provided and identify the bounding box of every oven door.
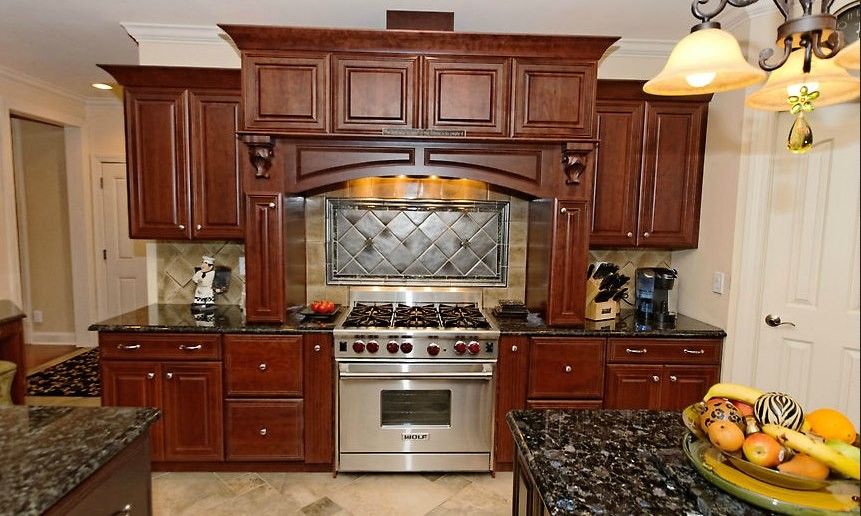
[338,361,495,454]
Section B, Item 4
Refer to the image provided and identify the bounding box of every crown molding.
[0,64,85,104]
[611,38,676,58]
[121,22,227,45]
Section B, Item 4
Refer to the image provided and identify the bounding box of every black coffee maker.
[635,267,677,327]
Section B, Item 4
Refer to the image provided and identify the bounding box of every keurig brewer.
[635,267,677,327]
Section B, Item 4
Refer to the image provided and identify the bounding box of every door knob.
[765,314,796,327]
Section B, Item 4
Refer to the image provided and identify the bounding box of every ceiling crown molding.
[0,64,85,104]
[121,23,227,45]
[611,38,676,58]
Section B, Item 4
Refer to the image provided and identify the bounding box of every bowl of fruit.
[682,383,860,514]
[302,300,339,318]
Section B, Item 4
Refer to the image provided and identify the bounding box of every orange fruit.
[806,408,857,444]
[708,421,745,452]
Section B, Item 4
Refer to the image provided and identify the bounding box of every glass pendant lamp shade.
[644,27,767,95]
[836,39,860,70]
[746,50,861,110]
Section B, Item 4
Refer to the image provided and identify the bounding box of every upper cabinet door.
[424,56,510,137]
[242,52,329,133]
[189,90,244,239]
[590,100,644,247]
[244,194,284,323]
[333,55,419,134]
[546,200,589,326]
[124,88,190,239]
[512,60,596,139]
[639,101,707,248]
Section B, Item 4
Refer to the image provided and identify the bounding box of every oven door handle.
[339,372,494,380]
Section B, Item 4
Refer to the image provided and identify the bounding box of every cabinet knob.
[651,375,660,382]
[196,224,202,231]
[259,428,268,436]
[178,224,185,230]
[643,232,651,238]
[112,503,133,516]
[560,207,567,213]
[626,232,634,238]
[166,372,173,379]
[314,345,321,352]
[564,365,573,373]
[258,363,267,371]
[511,345,518,352]
[669,375,678,382]
[268,202,276,208]
[146,372,155,380]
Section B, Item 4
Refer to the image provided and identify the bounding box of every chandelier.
[645,0,860,153]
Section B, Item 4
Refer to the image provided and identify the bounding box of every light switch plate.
[712,272,725,294]
[32,310,43,323]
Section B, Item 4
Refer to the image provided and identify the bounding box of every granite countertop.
[0,406,160,515]
[493,310,727,338]
[0,300,25,326]
[88,304,339,333]
[507,409,765,515]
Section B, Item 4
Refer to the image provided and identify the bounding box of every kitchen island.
[0,405,160,515]
[507,409,765,515]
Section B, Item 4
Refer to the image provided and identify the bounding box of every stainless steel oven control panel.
[334,333,498,360]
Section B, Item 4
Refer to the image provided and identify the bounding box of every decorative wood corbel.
[242,135,275,179]
[561,142,597,186]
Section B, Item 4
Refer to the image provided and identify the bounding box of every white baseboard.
[28,331,77,346]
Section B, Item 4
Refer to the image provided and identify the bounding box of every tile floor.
[151,471,513,515]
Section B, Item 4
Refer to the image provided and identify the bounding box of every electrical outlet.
[712,272,725,295]
[32,310,43,323]
[238,256,246,276]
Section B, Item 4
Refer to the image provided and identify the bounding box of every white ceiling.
[0,0,723,99]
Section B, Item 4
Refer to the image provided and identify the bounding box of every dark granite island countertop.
[0,300,25,325]
[493,310,726,339]
[0,405,160,515]
[507,409,766,515]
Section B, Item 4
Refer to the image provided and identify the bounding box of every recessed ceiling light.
[91,83,113,90]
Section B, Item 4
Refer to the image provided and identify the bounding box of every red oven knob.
[454,341,467,354]
[387,341,399,353]
[400,342,413,354]
[427,343,440,356]
[467,341,481,355]
[352,340,365,353]
[366,340,379,353]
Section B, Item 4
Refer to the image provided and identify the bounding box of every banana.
[702,383,764,405]
[762,424,861,480]
[826,439,861,464]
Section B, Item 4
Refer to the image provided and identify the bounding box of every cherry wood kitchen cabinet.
[591,80,710,249]
[494,335,530,470]
[226,399,304,461]
[244,194,285,323]
[101,360,165,462]
[527,338,604,401]
[98,66,243,240]
[512,60,596,139]
[161,362,224,461]
[604,338,721,410]
[303,333,335,464]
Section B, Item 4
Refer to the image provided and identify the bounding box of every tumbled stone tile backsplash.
[156,242,245,305]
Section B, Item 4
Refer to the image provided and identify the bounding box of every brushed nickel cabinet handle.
[670,375,678,382]
[564,365,573,373]
[625,348,647,354]
[683,348,705,355]
[259,428,268,436]
[511,345,518,352]
[165,372,173,379]
[314,345,321,352]
[258,363,268,371]
[179,344,202,351]
[651,375,660,382]
[117,343,140,350]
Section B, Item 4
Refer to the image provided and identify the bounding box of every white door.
[753,103,860,427]
[97,161,148,318]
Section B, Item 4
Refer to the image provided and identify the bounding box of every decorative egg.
[754,392,805,430]
[699,400,745,433]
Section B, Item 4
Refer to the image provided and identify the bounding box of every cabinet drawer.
[526,399,602,409]
[99,333,221,360]
[226,400,304,461]
[607,338,721,365]
[527,338,604,399]
[224,335,303,397]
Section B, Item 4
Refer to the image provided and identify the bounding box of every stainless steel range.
[334,289,499,472]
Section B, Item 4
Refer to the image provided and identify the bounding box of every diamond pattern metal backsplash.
[327,198,510,286]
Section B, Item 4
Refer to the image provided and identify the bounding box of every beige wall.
[12,118,76,333]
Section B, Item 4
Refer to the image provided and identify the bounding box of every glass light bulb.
[787,81,820,97]
[685,72,717,88]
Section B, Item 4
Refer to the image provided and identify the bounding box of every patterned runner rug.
[27,348,101,397]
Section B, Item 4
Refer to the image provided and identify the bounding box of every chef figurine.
[191,256,222,307]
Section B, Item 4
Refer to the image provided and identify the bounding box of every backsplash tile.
[588,249,672,303]
[156,242,245,305]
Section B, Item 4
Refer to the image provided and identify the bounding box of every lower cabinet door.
[604,364,663,409]
[661,365,719,411]
[226,399,304,461]
[162,362,224,461]
[527,338,604,399]
[101,360,165,462]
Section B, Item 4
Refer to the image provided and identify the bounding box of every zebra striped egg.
[753,392,805,430]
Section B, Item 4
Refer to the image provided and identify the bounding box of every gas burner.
[341,302,394,328]
[393,303,441,328]
[438,303,490,329]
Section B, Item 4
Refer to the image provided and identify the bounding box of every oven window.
[380,390,452,426]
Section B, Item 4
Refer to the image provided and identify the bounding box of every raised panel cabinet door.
[304,333,334,464]
[661,365,719,411]
[100,360,165,461]
[512,60,596,139]
[527,338,605,399]
[226,400,304,461]
[604,364,663,410]
[242,52,329,132]
[244,194,284,323]
[333,55,419,134]
[189,90,244,239]
[161,362,224,461]
[424,56,510,137]
[590,100,644,247]
[546,200,589,326]
[638,101,708,248]
[124,88,190,239]
[224,334,303,397]
[494,335,529,468]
